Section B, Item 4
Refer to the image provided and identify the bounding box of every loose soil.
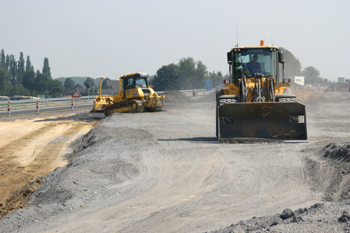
[0,110,101,218]
[0,90,349,233]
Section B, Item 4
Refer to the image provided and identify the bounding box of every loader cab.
[228,47,283,86]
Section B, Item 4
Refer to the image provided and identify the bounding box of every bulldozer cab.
[122,73,149,89]
[121,73,149,99]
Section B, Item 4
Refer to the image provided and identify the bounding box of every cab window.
[124,77,135,89]
[135,78,147,87]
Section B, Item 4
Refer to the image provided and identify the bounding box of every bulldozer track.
[103,99,146,116]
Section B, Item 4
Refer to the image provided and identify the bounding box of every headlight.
[133,91,138,97]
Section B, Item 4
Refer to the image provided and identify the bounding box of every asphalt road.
[0,103,93,117]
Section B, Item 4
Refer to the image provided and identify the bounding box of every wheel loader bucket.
[218,102,307,142]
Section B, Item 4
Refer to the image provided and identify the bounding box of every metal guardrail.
[0,95,96,105]
[0,89,211,105]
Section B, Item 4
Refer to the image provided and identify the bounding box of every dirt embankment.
[0,111,99,218]
[212,142,350,233]
[1,91,350,233]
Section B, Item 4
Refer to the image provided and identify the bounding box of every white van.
[0,96,10,101]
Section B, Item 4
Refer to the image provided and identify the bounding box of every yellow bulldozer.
[91,72,165,116]
[217,40,307,142]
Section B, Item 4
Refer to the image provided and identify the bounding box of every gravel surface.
[0,91,350,233]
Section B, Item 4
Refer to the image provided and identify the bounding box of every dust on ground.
[0,110,103,218]
[212,142,350,233]
[162,90,194,104]
[162,90,216,106]
[1,90,350,233]
[291,89,315,102]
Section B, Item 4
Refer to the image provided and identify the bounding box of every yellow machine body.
[217,41,307,142]
[91,73,165,116]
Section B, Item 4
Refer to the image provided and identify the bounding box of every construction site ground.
[0,90,350,232]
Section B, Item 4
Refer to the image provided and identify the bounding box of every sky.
[1,0,349,81]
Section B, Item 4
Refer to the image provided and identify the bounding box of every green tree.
[17,52,25,85]
[35,70,50,93]
[178,57,196,89]
[151,63,180,91]
[302,66,323,85]
[9,55,17,86]
[84,77,95,89]
[48,79,63,97]
[194,60,207,88]
[207,71,224,87]
[279,47,302,77]
[42,57,51,79]
[4,54,10,73]
[0,67,9,95]
[22,69,36,92]
[64,78,75,91]
[7,84,29,97]
[0,49,5,69]
[102,77,111,89]
[26,56,34,72]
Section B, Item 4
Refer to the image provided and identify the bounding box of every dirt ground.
[0,90,350,233]
[0,110,99,218]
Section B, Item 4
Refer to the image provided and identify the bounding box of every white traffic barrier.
[36,99,39,113]
[7,101,10,116]
[71,98,74,109]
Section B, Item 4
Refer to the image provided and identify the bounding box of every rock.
[292,215,303,223]
[338,211,350,223]
[280,208,295,220]
[295,208,305,214]
[338,216,349,222]
[310,203,324,209]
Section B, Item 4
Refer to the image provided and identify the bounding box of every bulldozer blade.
[90,102,106,113]
[218,102,307,142]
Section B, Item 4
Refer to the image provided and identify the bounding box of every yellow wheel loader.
[217,40,307,142]
[91,73,165,116]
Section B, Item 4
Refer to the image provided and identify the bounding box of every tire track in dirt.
[0,121,92,218]
[25,122,91,176]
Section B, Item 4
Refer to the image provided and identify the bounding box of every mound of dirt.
[306,142,350,202]
[162,90,193,104]
[0,177,45,218]
[212,142,350,233]
[194,91,216,103]
[300,91,350,103]
[291,89,314,102]
[0,111,96,219]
